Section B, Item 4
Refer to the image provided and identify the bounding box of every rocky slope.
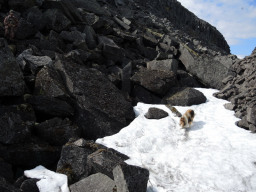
[215,48,256,132]
[0,0,245,191]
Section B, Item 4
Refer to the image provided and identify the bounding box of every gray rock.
[98,36,125,62]
[0,38,25,96]
[132,85,162,104]
[60,30,86,46]
[224,103,236,111]
[84,25,97,49]
[176,70,201,87]
[0,142,60,168]
[43,9,71,32]
[0,177,21,192]
[163,87,207,106]
[70,173,115,192]
[131,68,177,96]
[179,44,235,89]
[57,139,93,184]
[249,124,256,133]
[34,66,68,98]
[121,61,132,95]
[54,59,135,139]
[114,16,130,30]
[113,163,149,192]
[34,118,80,146]
[17,49,52,75]
[87,148,128,179]
[0,160,13,183]
[20,179,39,192]
[247,107,256,124]
[147,59,179,73]
[236,116,249,129]
[144,107,168,119]
[0,112,31,144]
[16,18,37,40]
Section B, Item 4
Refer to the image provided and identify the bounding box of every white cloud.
[177,0,256,46]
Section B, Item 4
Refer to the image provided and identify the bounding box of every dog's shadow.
[183,121,205,141]
[187,121,206,132]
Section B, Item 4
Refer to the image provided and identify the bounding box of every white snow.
[24,165,69,192]
[97,88,256,192]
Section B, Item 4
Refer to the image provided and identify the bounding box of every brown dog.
[179,109,195,128]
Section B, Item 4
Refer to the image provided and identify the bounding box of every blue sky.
[177,0,256,58]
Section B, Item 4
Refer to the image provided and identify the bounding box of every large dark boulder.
[34,66,69,98]
[163,87,207,106]
[43,9,71,32]
[0,142,61,168]
[0,159,13,183]
[34,118,80,146]
[179,44,236,89]
[26,95,74,118]
[144,107,168,119]
[113,163,149,192]
[87,148,128,179]
[0,38,25,96]
[131,67,177,96]
[17,49,53,75]
[16,18,37,40]
[70,173,116,192]
[0,177,21,192]
[132,85,162,104]
[0,112,31,144]
[147,59,179,73]
[53,59,135,139]
[98,36,125,62]
[57,139,93,184]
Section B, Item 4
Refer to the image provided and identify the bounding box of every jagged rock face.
[134,0,230,53]
[179,44,237,89]
[215,48,256,132]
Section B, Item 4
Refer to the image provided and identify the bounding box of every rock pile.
[215,48,256,132]
[0,0,239,191]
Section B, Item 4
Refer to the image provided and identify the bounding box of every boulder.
[0,159,13,182]
[34,118,80,146]
[113,163,149,192]
[34,66,69,98]
[132,85,162,104]
[247,107,256,125]
[0,38,25,96]
[131,67,177,96]
[87,148,129,179]
[121,61,132,96]
[84,25,97,49]
[60,30,86,46]
[26,6,45,31]
[163,87,207,106]
[16,18,37,40]
[17,49,53,75]
[0,112,31,144]
[26,95,74,118]
[0,142,61,168]
[20,178,39,192]
[179,44,235,89]
[0,177,21,192]
[98,36,125,62]
[53,59,135,139]
[70,173,116,192]
[56,139,93,184]
[43,9,71,32]
[147,59,179,73]
[176,70,201,87]
[144,107,169,119]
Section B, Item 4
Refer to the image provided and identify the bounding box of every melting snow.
[24,165,69,192]
[97,88,256,192]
